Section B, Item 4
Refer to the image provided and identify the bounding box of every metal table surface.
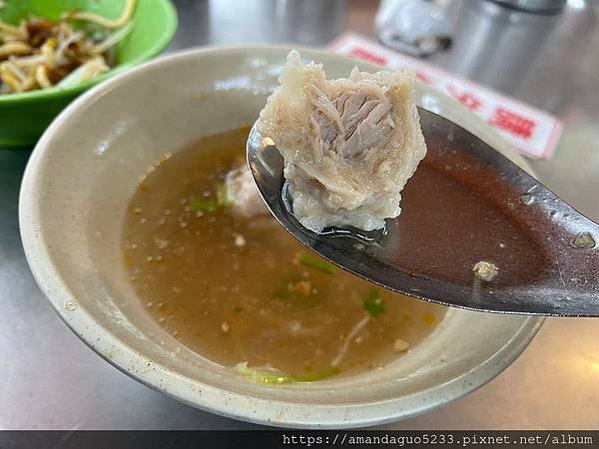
[2,0,598,430]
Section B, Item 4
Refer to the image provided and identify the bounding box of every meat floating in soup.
[122,126,446,383]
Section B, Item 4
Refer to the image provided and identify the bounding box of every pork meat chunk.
[225,166,268,218]
[256,50,427,232]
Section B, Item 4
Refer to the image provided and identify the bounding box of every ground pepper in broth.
[122,126,446,381]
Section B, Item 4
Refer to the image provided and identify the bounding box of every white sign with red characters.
[329,33,562,160]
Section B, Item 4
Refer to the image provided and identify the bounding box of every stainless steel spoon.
[247,107,599,316]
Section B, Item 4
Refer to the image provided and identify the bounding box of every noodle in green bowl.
[0,0,177,148]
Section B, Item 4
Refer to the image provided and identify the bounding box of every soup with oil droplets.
[122,127,446,383]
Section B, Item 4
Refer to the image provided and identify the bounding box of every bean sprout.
[331,315,370,367]
[62,0,136,29]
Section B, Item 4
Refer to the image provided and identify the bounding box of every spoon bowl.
[248,107,599,316]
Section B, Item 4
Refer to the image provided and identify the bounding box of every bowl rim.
[0,0,177,105]
[19,44,544,428]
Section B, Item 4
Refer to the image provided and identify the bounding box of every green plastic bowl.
[0,0,177,148]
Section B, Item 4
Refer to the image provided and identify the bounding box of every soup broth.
[122,127,446,380]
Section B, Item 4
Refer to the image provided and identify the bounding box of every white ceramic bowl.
[19,46,543,428]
